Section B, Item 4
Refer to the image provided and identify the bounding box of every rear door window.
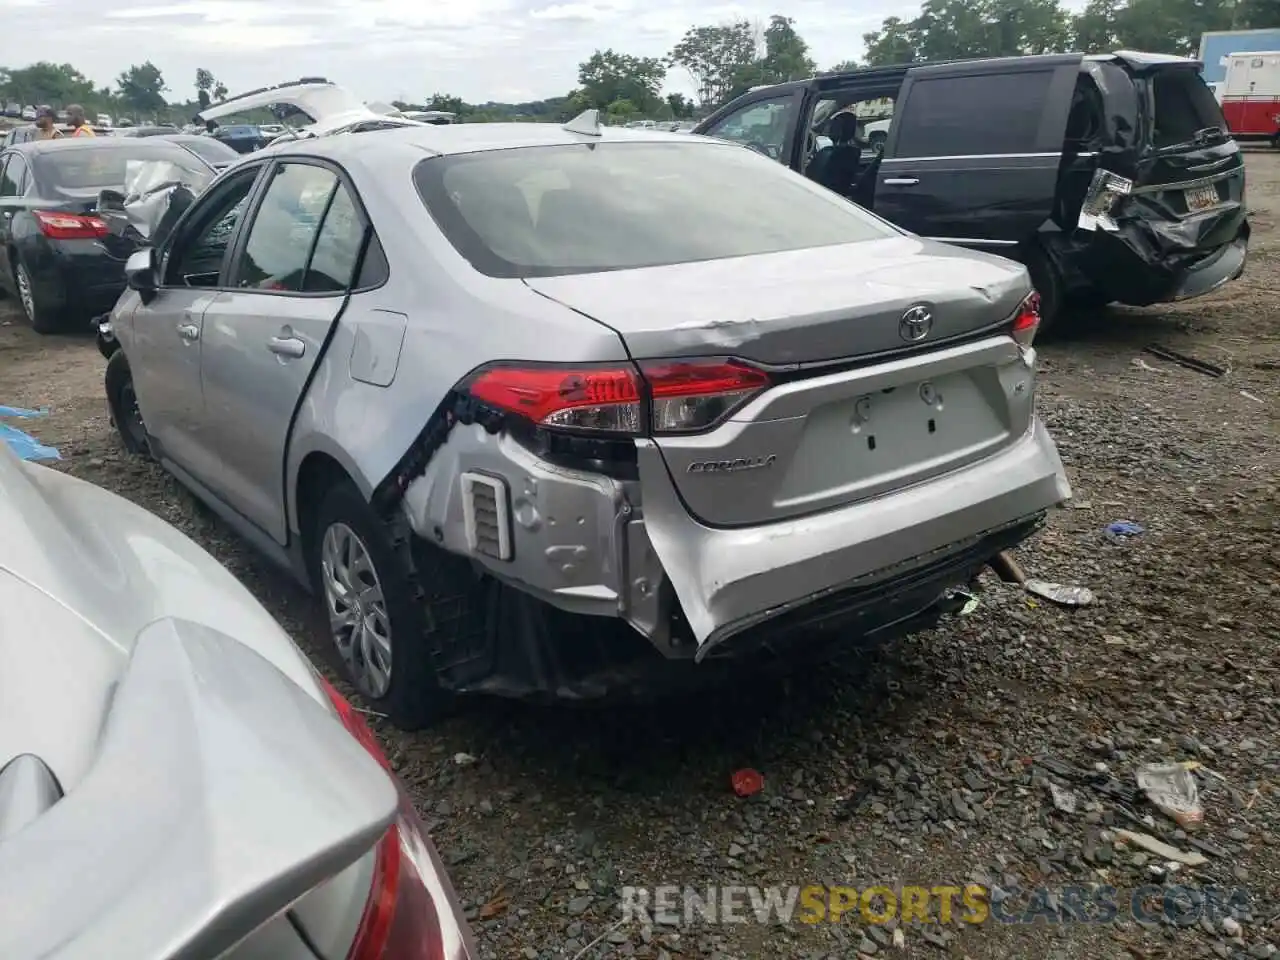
[894,70,1056,158]
[1150,70,1227,148]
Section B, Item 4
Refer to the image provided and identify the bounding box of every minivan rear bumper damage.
[399,415,1070,664]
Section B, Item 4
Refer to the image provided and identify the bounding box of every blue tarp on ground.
[0,404,61,461]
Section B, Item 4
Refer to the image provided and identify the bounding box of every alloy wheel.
[320,521,393,699]
[15,263,35,322]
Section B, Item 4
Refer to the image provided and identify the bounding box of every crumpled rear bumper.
[638,417,1071,652]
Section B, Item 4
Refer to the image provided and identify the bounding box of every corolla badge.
[899,305,934,342]
[687,455,777,474]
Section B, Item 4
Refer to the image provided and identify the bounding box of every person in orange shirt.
[67,104,96,137]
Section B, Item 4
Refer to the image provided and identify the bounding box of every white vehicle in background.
[97,113,114,127]
[197,78,430,145]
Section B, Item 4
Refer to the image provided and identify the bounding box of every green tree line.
[3,0,1276,127]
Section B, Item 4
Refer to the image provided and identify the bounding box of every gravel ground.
[2,154,1278,960]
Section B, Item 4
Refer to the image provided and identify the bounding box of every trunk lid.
[527,238,1036,528]
[524,236,1029,365]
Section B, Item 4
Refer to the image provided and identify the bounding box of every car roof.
[264,121,715,164]
[5,136,197,158]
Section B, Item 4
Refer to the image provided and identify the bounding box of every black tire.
[13,254,65,334]
[1023,243,1063,335]
[307,481,486,730]
[104,350,151,457]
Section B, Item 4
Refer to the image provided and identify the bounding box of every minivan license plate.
[1185,185,1219,212]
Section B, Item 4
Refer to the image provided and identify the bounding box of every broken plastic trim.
[1078,168,1134,232]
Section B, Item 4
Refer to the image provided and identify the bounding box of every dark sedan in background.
[0,137,216,333]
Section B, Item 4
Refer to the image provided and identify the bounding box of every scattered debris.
[1115,829,1208,866]
[1131,357,1167,373]
[1105,520,1145,541]
[1136,762,1204,829]
[1025,579,1096,607]
[454,751,478,767]
[960,595,980,615]
[1241,390,1264,403]
[479,887,510,919]
[1049,782,1080,813]
[1143,344,1227,377]
[731,768,765,797]
[0,423,60,462]
[0,404,48,418]
[892,928,906,949]
[988,550,1027,584]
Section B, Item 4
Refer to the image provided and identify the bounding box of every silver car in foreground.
[104,113,1071,729]
[0,447,475,959]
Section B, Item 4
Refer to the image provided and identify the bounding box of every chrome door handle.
[177,322,200,341]
[268,335,305,359]
[883,177,920,186]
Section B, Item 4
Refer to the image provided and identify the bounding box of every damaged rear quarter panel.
[283,149,632,539]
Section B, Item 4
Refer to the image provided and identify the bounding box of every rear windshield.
[1150,70,1227,148]
[35,141,216,198]
[175,137,240,164]
[413,141,899,278]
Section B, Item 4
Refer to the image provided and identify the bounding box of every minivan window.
[895,70,1055,158]
[1150,70,1226,149]
[414,141,898,279]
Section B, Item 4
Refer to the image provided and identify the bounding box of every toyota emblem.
[899,305,934,343]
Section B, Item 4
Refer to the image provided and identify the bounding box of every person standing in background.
[33,106,61,140]
[66,105,96,137]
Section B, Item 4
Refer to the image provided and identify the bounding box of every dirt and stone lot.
[2,154,1278,960]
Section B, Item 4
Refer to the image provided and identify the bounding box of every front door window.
[702,95,798,162]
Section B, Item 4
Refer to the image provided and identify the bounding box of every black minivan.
[695,51,1248,326]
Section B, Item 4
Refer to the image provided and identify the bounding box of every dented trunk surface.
[523,235,1029,365]
[1066,57,1249,304]
[527,236,1033,528]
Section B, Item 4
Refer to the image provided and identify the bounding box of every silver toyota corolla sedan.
[0,446,475,959]
[103,113,1071,729]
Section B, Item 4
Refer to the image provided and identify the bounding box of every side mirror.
[125,248,159,303]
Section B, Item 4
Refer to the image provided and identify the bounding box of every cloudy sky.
[0,0,905,104]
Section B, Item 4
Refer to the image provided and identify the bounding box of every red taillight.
[318,678,454,960]
[1011,291,1041,348]
[33,210,108,240]
[642,359,771,433]
[464,358,770,436]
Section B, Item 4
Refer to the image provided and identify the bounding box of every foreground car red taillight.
[33,210,108,240]
[464,357,771,435]
[321,678,475,960]
[1011,291,1041,348]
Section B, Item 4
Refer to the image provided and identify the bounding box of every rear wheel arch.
[294,450,358,559]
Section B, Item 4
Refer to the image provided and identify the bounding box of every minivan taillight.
[33,210,108,240]
[464,358,770,436]
[320,678,459,960]
[1011,292,1041,348]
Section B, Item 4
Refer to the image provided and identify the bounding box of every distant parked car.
[97,112,114,127]
[20,106,35,121]
[3,103,20,118]
[0,136,217,332]
[1,126,37,148]
[103,117,1070,730]
[0,443,478,960]
[209,123,268,153]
